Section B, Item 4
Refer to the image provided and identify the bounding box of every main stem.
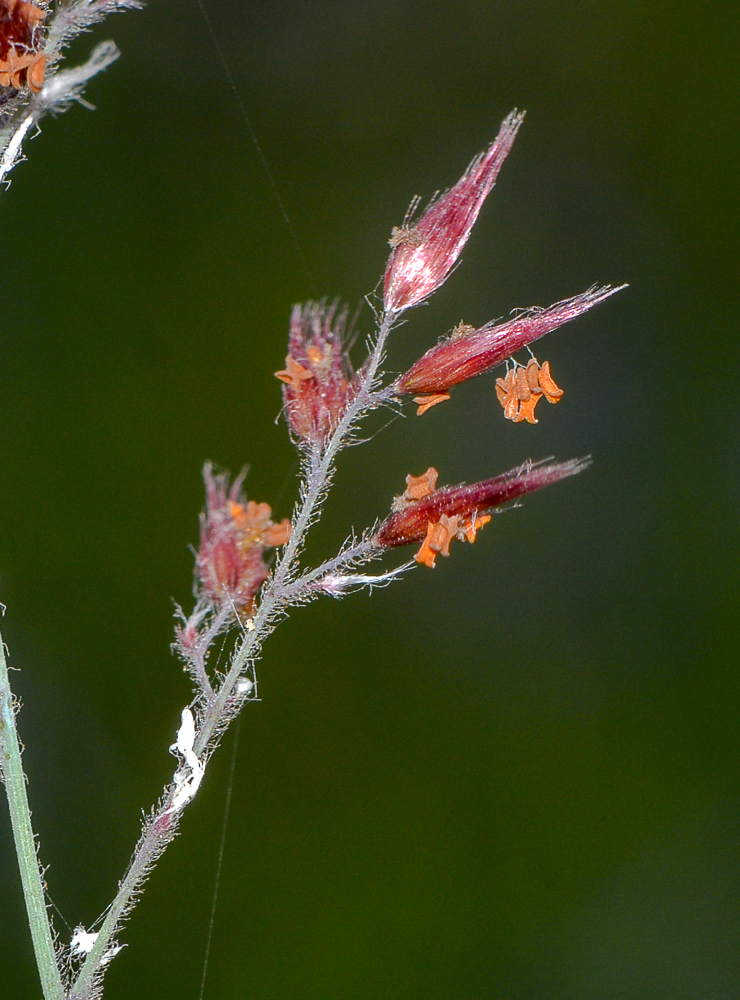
[72,308,397,997]
[0,629,65,1000]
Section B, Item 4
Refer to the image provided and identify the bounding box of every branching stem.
[279,538,381,601]
[71,309,397,997]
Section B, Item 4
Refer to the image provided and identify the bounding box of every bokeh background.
[0,1,738,997]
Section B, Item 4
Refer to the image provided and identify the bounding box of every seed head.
[276,300,358,445]
[397,285,626,399]
[196,463,290,609]
[383,110,525,313]
[376,459,590,553]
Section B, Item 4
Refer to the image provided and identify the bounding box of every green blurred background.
[1,1,738,997]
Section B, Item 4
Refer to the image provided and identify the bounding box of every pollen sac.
[276,300,358,445]
[196,463,291,609]
[383,110,525,313]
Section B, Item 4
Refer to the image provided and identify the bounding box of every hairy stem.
[68,806,179,1000]
[279,538,381,601]
[0,629,65,1000]
[72,308,397,996]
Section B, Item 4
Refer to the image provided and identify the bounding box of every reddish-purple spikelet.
[375,458,590,548]
[397,285,626,396]
[383,110,525,313]
[196,463,290,608]
[276,300,358,444]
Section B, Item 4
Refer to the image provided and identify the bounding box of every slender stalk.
[72,309,397,997]
[279,538,381,600]
[68,803,178,999]
[180,603,233,700]
[0,629,65,1000]
[188,649,215,700]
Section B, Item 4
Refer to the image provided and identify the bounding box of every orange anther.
[274,355,315,388]
[525,358,542,392]
[414,514,460,568]
[262,520,291,547]
[414,392,451,416]
[458,513,491,543]
[515,364,531,401]
[415,532,438,568]
[537,360,563,403]
[404,467,438,502]
[514,394,540,424]
[27,53,45,93]
[504,388,519,421]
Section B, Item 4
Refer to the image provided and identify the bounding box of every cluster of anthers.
[274,300,358,444]
[495,358,563,424]
[388,467,490,568]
